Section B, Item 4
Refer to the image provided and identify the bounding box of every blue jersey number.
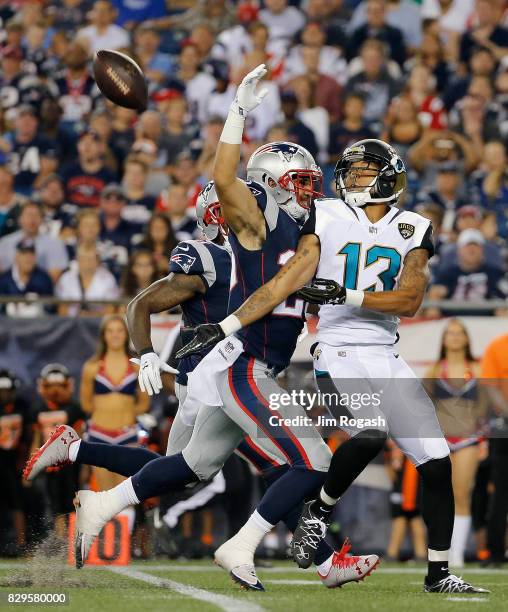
[338,243,401,291]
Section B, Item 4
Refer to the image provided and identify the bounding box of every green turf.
[0,560,504,612]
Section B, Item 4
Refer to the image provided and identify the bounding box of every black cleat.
[291,500,331,569]
[424,574,490,594]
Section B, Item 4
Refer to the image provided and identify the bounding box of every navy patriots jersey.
[169,239,231,384]
[228,181,305,370]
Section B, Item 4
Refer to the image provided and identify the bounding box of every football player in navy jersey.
[25,66,378,589]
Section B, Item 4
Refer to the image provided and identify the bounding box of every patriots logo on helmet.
[257,142,299,162]
[170,253,196,273]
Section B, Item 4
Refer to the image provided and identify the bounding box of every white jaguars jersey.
[307,198,434,346]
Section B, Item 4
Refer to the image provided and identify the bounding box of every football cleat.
[424,574,490,594]
[74,490,114,569]
[214,538,264,591]
[23,424,79,481]
[318,538,380,588]
[291,500,331,569]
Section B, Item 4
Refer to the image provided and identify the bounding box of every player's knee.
[352,429,388,454]
[417,455,452,485]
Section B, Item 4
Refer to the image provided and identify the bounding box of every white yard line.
[105,566,265,612]
[445,597,488,603]
[265,579,319,586]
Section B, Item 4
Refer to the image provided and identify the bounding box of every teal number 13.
[339,243,401,291]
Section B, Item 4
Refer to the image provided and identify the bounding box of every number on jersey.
[339,242,402,291]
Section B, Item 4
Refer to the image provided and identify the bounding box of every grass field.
[0,558,505,611]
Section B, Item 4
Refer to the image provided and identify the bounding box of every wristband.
[139,347,154,356]
[219,314,242,336]
[220,108,245,145]
[345,288,364,307]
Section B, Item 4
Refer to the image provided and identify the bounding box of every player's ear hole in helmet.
[196,181,228,241]
[334,139,407,208]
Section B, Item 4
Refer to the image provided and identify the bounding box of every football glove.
[231,64,268,116]
[296,278,347,305]
[175,324,225,359]
[130,353,178,396]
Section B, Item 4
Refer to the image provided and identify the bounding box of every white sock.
[101,477,140,518]
[233,510,273,555]
[320,488,338,507]
[316,553,334,575]
[118,506,136,533]
[450,515,471,563]
[68,439,81,462]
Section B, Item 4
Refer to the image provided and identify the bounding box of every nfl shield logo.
[398,223,415,239]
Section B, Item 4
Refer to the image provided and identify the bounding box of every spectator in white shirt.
[0,201,69,283]
[77,0,130,56]
[259,0,306,56]
[56,244,119,317]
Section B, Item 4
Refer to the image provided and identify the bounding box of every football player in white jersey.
[177,139,489,594]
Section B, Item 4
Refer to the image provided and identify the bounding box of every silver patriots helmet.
[334,139,407,207]
[246,141,323,221]
[196,181,226,240]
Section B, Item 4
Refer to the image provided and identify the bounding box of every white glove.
[231,63,268,116]
[130,353,178,396]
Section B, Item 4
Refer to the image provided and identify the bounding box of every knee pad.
[417,455,452,483]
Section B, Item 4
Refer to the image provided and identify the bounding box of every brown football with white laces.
[92,49,148,112]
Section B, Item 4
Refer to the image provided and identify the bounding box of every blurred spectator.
[47,0,92,34]
[165,152,202,208]
[259,0,305,56]
[30,363,84,538]
[284,21,348,86]
[49,41,101,134]
[428,229,508,316]
[0,369,28,553]
[36,173,76,238]
[407,63,447,131]
[231,21,284,81]
[159,183,198,242]
[111,0,166,31]
[98,183,143,280]
[120,249,158,298]
[381,94,422,159]
[420,0,475,62]
[286,74,328,156]
[411,31,453,94]
[408,129,478,189]
[0,238,53,317]
[470,140,508,239]
[130,137,169,197]
[0,165,25,238]
[134,24,173,88]
[415,201,446,260]
[137,213,177,277]
[55,244,119,316]
[0,201,69,282]
[195,116,228,181]
[169,42,216,124]
[347,38,402,124]
[161,95,198,167]
[89,110,118,175]
[347,0,406,66]
[121,155,156,224]
[459,0,508,67]
[66,207,101,260]
[443,47,496,110]
[190,23,217,63]
[147,0,236,34]
[38,99,75,164]
[328,93,375,163]
[76,0,129,56]
[277,90,318,160]
[2,105,58,197]
[109,105,136,168]
[60,128,115,208]
[0,45,28,114]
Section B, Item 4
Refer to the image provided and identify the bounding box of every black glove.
[296,278,347,305]
[175,323,225,359]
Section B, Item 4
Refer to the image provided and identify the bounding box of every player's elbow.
[399,292,423,317]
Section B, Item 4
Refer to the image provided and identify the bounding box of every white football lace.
[438,575,473,593]
[295,516,327,555]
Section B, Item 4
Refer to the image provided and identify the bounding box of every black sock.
[311,498,334,519]
[322,429,387,500]
[77,440,160,476]
[427,561,449,584]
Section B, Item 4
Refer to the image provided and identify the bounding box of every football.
[92,49,148,112]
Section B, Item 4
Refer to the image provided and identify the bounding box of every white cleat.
[318,539,380,589]
[214,538,264,591]
[73,490,114,569]
[23,424,79,481]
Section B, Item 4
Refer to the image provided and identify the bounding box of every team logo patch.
[170,253,196,273]
[398,223,415,239]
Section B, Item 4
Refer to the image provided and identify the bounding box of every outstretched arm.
[359,248,430,317]
[213,65,268,246]
[126,273,205,354]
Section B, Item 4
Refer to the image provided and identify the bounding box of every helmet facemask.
[278,169,323,211]
[202,201,227,240]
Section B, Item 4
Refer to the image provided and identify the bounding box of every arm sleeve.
[300,206,316,236]
[169,241,216,288]
[407,220,435,258]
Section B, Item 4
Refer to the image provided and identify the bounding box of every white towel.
[180,336,244,426]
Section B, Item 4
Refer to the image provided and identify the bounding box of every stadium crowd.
[1,0,508,564]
